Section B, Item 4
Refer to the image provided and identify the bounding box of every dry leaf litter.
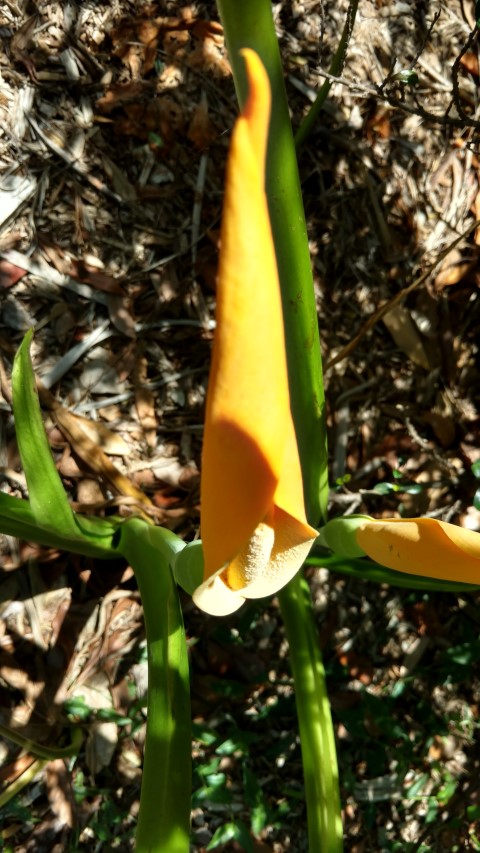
[0,1,480,850]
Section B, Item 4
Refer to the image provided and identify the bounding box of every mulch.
[1,1,480,850]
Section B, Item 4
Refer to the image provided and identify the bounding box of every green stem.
[117,519,190,853]
[0,759,48,809]
[0,493,120,559]
[216,0,328,525]
[308,551,480,592]
[295,0,359,150]
[0,722,82,760]
[279,573,343,853]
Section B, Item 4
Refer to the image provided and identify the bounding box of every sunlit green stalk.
[10,331,191,849]
[295,0,359,150]
[216,0,328,525]
[117,519,190,853]
[279,574,342,853]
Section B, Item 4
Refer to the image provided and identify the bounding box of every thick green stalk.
[117,519,190,853]
[216,0,328,525]
[279,574,342,853]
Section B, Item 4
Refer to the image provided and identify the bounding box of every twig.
[189,152,210,325]
[293,61,480,133]
[450,25,479,123]
[295,0,359,149]
[325,219,480,371]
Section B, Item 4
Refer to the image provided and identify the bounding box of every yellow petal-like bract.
[194,50,317,616]
[356,517,480,585]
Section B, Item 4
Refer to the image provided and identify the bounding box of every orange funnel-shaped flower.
[356,517,480,585]
[194,49,317,616]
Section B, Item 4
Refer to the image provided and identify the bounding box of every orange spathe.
[356,517,480,585]
[194,50,317,616]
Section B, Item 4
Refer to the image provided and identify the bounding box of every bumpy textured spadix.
[357,517,480,585]
[193,49,317,616]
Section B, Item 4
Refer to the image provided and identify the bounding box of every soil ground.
[1,1,480,851]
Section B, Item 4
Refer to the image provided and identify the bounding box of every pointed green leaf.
[207,821,254,853]
[12,331,78,536]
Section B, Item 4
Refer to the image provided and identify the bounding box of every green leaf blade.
[12,331,78,536]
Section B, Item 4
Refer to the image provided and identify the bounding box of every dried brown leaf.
[422,411,456,448]
[134,355,157,448]
[187,93,215,150]
[85,720,118,775]
[44,759,75,829]
[71,676,117,776]
[66,415,130,456]
[106,293,136,338]
[187,37,230,76]
[40,390,130,456]
[96,80,153,114]
[43,398,151,509]
[0,260,26,288]
[336,648,374,685]
[102,155,137,202]
[459,51,479,79]
[76,477,106,507]
[40,242,125,294]
[435,248,474,287]
[11,15,37,59]
[0,753,37,785]
[382,305,430,369]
